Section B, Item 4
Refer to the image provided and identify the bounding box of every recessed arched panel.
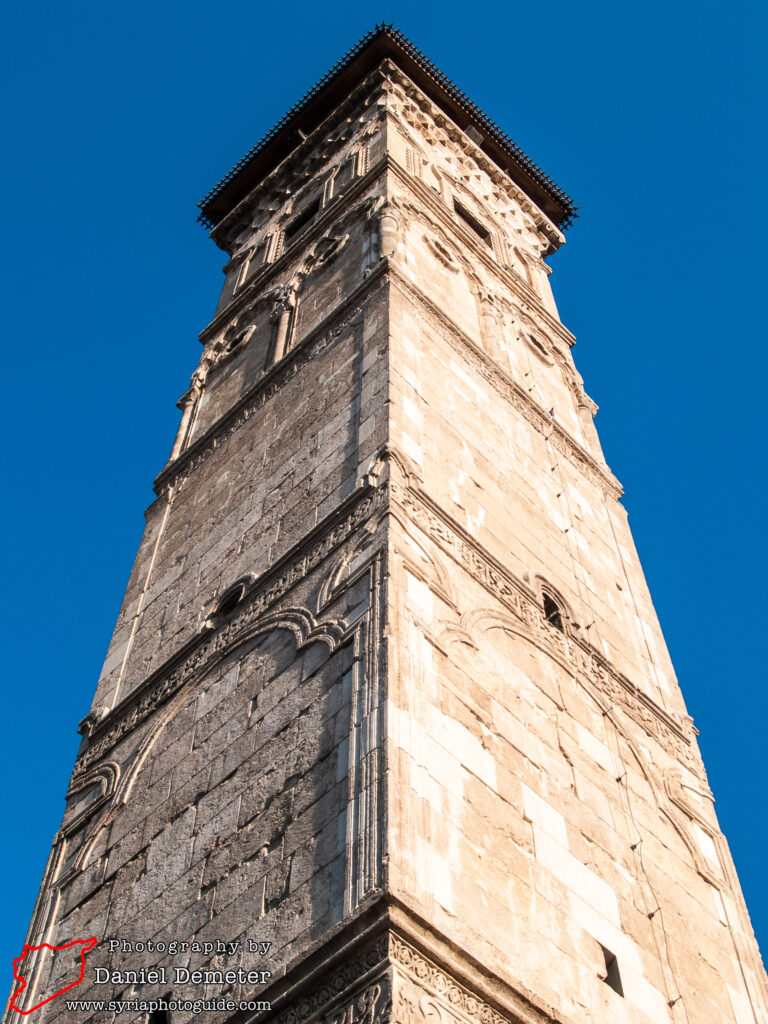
[54,618,356,964]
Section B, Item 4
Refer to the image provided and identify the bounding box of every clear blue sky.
[2,0,766,990]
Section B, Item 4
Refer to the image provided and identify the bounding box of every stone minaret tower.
[9,26,766,1024]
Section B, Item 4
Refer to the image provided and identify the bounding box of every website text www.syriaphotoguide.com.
[64,997,271,1015]
[10,935,274,1015]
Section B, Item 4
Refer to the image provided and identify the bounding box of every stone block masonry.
[9,26,766,1024]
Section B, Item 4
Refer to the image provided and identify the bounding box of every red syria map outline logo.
[9,937,97,1015]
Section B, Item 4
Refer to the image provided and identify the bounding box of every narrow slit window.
[148,1010,170,1024]
[453,200,492,247]
[283,197,321,244]
[542,593,564,632]
[599,946,624,997]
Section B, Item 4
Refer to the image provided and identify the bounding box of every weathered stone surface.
[9,29,767,1024]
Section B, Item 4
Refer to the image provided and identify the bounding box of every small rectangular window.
[332,156,355,196]
[284,197,321,244]
[599,945,624,997]
[454,200,491,247]
[236,238,268,290]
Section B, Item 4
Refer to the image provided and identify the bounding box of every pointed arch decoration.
[38,482,388,956]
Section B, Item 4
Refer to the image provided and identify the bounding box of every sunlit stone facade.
[10,27,767,1024]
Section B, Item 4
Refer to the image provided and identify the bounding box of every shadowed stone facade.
[8,26,767,1024]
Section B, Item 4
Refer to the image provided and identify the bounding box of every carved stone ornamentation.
[156,270,387,494]
[390,473,703,778]
[14,30,767,1024]
[390,936,518,1024]
[72,482,387,779]
[324,983,389,1024]
[269,938,390,1024]
[314,233,349,267]
[423,232,461,272]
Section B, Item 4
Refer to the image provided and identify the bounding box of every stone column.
[379,211,399,259]
[270,283,297,364]
[478,290,503,362]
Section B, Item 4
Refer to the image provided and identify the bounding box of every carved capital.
[269,281,298,318]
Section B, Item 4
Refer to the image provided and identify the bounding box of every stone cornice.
[387,267,623,500]
[209,65,389,252]
[199,25,575,231]
[383,65,565,252]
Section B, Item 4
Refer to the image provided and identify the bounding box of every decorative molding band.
[73,483,387,779]
[154,264,387,496]
[57,763,120,845]
[209,64,392,246]
[390,933,552,1024]
[387,268,622,500]
[160,218,603,508]
[390,478,702,777]
[259,923,559,1024]
[268,935,390,1024]
[383,64,565,251]
[386,159,575,357]
[202,155,389,345]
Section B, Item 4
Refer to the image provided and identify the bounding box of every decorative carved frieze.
[269,936,390,1024]
[211,67,389,252]
[261,929,553,1024]
[390,934,551,1024]
[390,477,702,777]
[157,267,386,496]
[278,981,390,1024]
[73,483,387,779]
